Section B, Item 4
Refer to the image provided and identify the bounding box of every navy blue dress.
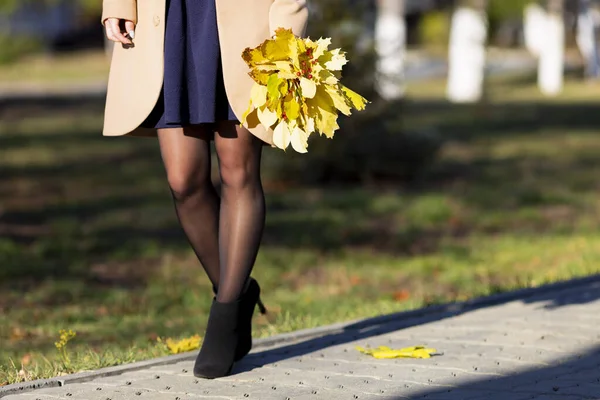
[143,0,238,129]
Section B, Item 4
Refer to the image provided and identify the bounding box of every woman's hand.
[104,18,136,45]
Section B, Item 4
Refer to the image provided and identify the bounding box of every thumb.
[124,20,136,39]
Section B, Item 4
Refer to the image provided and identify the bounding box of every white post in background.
[576,0,600,79]
[374,0,406,100]
[524,2,547,58]
[446,1,488,103]
[538,0,565,96]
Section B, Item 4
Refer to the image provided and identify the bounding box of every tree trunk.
[374,0,406,100]
[524,2,546,58]
[446,0,488,103]
[538,0,565,95]
[576,0,600,79]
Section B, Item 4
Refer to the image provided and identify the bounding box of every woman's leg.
[213,122,266,303]
[193,123,265,378]
[157,126,221,289]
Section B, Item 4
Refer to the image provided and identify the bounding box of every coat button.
[153,15,161,26]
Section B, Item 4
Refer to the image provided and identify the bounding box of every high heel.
[256,295,267,315]
[193,299,240,379]
[235,277,266,361]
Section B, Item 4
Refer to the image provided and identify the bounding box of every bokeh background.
[2,0,600,385]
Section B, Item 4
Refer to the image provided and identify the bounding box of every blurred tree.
[0,0,101,19]
[576,0,600,79]
[375,0,406,100]
[524,2,546,57]
[446,0,489,103]
[538,0,565,95]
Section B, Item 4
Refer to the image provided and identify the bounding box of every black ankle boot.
[235,278,267,361]
[193,299,240,379]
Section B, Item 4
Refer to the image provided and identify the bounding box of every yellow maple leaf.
[273,120,292,149]
[356,345,438,359]
[275,60,293,71]
[290,125,309,153]
[264,28,295,61]
[342,86,368,111]
[251,84,268,108]
[257,105,279,128]
[242,46,268,67]
[307,87,339,138]
[324,48,348,71]
[304,116,315,133]
[300,77,317,99]
[163,335,202,354]
[313,37,332,59]
[249,69,271,85]
[318,69,339,85]
[267,74,284,100]
[289,36,302,71]
[313,107,339,138]
[326,86,352,116]
[284,96,301,121]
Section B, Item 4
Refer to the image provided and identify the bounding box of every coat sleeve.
[101,0,138,24]
[269,0,309,37]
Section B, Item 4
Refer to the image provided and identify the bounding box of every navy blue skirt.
[143,0,238,129]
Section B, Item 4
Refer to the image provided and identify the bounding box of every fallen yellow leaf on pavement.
[158,335,202,354]
[356,345,439,359]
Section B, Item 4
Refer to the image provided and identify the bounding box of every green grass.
[0,50,109,85]
[2,74,600,385]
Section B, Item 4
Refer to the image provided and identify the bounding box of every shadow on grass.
[2,96,600,281]
[235,276,600,399]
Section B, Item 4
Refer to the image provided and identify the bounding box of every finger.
[108,19,131,44]
[105,24,119,43]
[124,20,136,40]
[104,18,119,38]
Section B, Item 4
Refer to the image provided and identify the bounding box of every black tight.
[157,123,265,303]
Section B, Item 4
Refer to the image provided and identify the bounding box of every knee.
[167,170,210,201]
[218,154,257,190]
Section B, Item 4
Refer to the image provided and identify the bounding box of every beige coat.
[101,0,309,144]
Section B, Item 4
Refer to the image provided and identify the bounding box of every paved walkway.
[3,279,600,400]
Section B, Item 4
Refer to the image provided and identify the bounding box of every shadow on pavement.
[234,276,600,399]
[401,346,600,399]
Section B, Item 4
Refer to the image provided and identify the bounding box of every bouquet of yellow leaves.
[241,28,368,153]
